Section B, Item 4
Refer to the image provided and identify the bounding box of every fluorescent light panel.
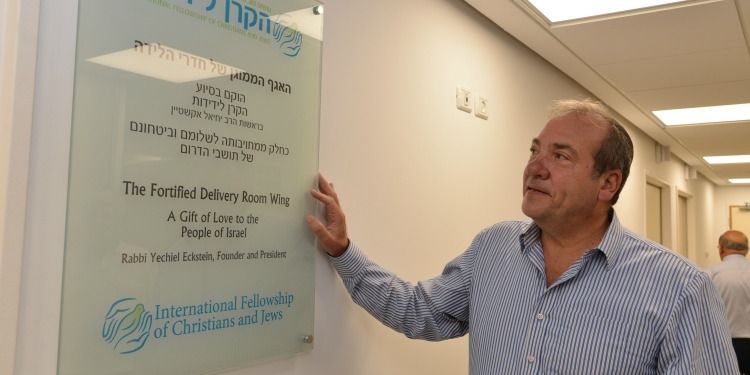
[87,46,240,83]
[729,178,750,184]
[653,103,750,126]
[527,0,688,22]
[704,155,750,164]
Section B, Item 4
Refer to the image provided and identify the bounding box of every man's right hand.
[306,173,349,257]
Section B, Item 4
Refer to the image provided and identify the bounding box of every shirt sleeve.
[657,271,739,374]
[329,241,472,341]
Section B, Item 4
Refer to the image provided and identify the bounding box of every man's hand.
[306,173,349,257]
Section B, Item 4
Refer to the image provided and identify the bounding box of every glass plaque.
[57,1,322,374]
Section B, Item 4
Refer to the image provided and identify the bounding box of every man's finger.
[305,215,324,235]
[310,188,336,206]
[317,174,341,205]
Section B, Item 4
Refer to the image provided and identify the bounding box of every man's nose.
[525,154,550,179]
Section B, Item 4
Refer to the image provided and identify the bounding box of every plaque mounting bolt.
[302,335,314,343]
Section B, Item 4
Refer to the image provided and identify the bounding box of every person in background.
[307,98,739,374]
[707,229,750,375]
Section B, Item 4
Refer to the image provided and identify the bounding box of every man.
[307,98,738,373]
[707,230,750,374]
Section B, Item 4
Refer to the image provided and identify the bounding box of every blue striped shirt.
[330,212,739,374]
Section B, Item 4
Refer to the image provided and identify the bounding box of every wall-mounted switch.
[456,86,472,113]
[475,96,488,120]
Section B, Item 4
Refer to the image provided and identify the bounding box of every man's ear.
[598,170,622,203]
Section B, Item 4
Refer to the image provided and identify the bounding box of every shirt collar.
[723,254,749,262]
[519,209,624,269]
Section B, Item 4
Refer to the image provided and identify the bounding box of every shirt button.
[527,355,535,362]
[536,313,545,320]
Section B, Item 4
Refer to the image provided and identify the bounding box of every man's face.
[521,113,609,225]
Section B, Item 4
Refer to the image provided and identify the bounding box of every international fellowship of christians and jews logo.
[102,298,153,354]
[270,14,304,57]
[101,292,295,353]
[182,0,306,57]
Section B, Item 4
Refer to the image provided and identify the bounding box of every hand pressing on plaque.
[306,173,349,257]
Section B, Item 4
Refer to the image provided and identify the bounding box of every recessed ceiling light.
[729,178,750,184]
[87,45,240,83]
[653,103,750,126]
[526,0,688,22]
[703,155,750,164]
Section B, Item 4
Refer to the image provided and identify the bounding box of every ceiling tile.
[550,0,744,65]
[628,79,750,110]
[595,47,750,91]
[707,164,750,180]
[666,121,750,155]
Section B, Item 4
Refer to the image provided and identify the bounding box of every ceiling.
[464,0,750,186]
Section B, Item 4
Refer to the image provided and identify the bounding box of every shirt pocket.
[543,309,657,374]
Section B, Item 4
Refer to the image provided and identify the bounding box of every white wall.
[8,0,727,374]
